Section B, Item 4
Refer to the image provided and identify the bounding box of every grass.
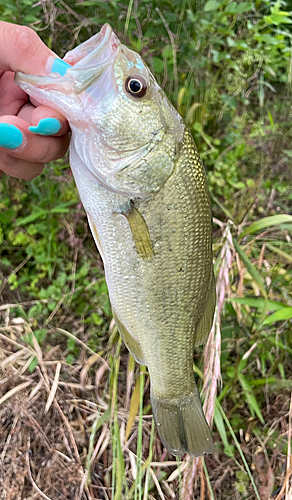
[1,0,292,499]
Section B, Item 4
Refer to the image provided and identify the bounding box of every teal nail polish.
[51,58,71,76]
[0,123,23,149]
[29,118,61,136]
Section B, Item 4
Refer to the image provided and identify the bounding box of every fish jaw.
[16,29,182,199]
[64,23,119,66]
[15,24,120,124]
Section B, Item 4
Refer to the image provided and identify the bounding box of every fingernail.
[51,58,71,76]
[0,123,23,149]
[29,118,61,136]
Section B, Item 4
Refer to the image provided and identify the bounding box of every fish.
[16,24,216,457]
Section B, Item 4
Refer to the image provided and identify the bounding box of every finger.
[0,152,44,180]
[0,71,28,114]
[0,22,56,76]
[29,106,70,136]
[17,103,36,122]
[0,116,70,164]
[17,104,70,137]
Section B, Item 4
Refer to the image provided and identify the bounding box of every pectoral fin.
[194,273,216,346]
[113,310,145,365]
[121,203,154,260]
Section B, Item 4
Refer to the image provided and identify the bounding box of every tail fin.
[151,386,213,457]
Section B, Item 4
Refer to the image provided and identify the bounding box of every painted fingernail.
[51,58,71,76]
[29,118,61,136]
[0,123,23,149]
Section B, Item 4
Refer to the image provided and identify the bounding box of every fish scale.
[16,24,215,457]
[132,131,212,389]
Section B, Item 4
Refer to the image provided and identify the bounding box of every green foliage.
[0,0,42,25]
[0,162,110,356]
[0,1,292,499]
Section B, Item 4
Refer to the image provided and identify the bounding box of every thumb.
[0,21,56,76]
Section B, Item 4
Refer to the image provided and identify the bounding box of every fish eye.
[125,75,147,98]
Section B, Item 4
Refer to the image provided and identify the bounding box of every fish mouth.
[15,24,119,97]
[65,24,119,69]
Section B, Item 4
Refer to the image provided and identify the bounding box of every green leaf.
[238,373,265,424]
[50,207,70,214]
[262,333,292,355]
[162,45,173,60]
[66,354,74,364]
[214,402,235,457]
[17,201,76,224]
[204,0,220,11]
[240,214,292,237]
[17,207,49,225]
[211,194,235,222]
[233,240,267,298]
[266,244,292,263]
[225,2,253,14]
[267,110,274,126]
[263,307,292,326]
[50,201,77,213]
[230,297,285,311]
[153,57,164,73]
[264,13,292,24]
[249,377,277,386]
[28,356,38,372]
[255,33,279,45]
[249,378,292,389]
[235,470,249,493]
[91,312,103,325]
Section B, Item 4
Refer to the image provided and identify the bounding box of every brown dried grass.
[0,322,109,500]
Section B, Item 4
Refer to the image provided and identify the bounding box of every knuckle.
[1,152,16,169]
[33,138,51,163]
[13,26,40,61]
[1,153,44,179]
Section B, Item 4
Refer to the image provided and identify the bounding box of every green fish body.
[16,24,215,456]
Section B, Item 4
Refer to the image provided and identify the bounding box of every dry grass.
[0,314,179,500]
[0,321,99,499]
[1,281,291,499]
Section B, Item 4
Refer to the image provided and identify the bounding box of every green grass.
[1,1,292,499]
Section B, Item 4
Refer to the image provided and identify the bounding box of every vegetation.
[0,0,292,499]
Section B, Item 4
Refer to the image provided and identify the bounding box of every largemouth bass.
[16,24,216,457]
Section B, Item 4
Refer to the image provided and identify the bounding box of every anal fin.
[87,213,104,259]
[113,310,145,365]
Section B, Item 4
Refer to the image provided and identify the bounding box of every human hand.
[0,21,70,180]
